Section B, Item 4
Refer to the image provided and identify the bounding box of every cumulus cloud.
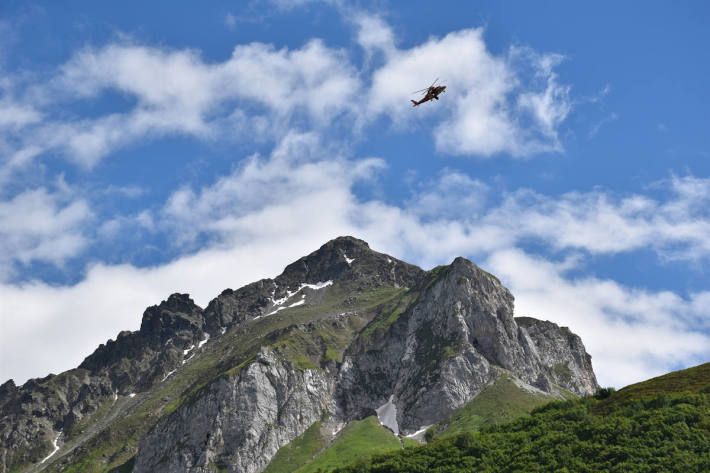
[161,132,384,247]
[405,169,489,221]
[367,29,571,156]
[0,18,577,183]
[1,38,361,171]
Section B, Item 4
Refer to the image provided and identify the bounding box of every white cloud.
[0,187,91,280]
[351,12,396,59]
[477,175,710,259]
[162,132,384,247]
[588,112,618,138]
[405,169,488,220]
[1,38,361,171]
[368,29,572,157]
[0,19,577,182]
[0,98,42,130]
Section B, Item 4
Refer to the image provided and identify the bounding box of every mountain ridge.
[0,236,598,473]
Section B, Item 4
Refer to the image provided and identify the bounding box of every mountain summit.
[0,237,598,473]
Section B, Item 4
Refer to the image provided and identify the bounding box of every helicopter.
[411,78,446,106]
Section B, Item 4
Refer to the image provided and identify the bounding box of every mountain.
[0,237,598,473]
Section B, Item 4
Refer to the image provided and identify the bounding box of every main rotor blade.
[412,79,440,94]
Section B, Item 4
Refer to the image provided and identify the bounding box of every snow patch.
[271,280,333,306]
[301,280,333,291]
[220,327,226,335]
[129,393,136,398]
[161,369,176,382]
[376,395,399,435]
[405,425,433,441]
[289,298,305,308]
[332,422,346,436]
[343,253,355,265]
[264,297,307,316]
[112,392,118,402]
[40,431,61,464]
[198,333,210,348]
[387,258,393,264]
[183,345,195,355]
[182,353,195,365]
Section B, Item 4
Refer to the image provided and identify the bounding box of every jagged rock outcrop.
[79,293,206,393]
[1,236,599,473]
[0,370,113,473]
[516,317,598,396]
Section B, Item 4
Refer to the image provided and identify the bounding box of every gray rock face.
[516,317,599,396]
[337,257,597,433]
[1,236,599,473]
[132,348,336,473]
[0,370,113,472]
[80,293,207,393]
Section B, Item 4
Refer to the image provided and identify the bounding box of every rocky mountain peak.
[277,236,423,291]
[138,293,203,343]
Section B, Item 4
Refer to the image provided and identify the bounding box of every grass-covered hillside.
[331,363,710,473]
[594,362,710,412]
[434,373,558,439]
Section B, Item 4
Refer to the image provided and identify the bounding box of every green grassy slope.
[595,362,710,412]
[436,374,554,438]
[294,417,403,473]
[263,422,330,473]
[333,392,710,473]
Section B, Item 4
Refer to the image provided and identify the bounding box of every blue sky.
[1,0,709,388]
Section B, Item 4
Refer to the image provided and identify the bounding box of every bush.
[594,387,616,400]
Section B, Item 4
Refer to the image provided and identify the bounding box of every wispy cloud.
[0,186,91,280]
[588,112,618,138]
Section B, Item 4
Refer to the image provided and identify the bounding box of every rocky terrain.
[0,236,598,473]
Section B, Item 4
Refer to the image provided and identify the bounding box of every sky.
[1,0,709,388]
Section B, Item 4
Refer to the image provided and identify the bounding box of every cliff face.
[132,348,336,473]
[0,237,599,473]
